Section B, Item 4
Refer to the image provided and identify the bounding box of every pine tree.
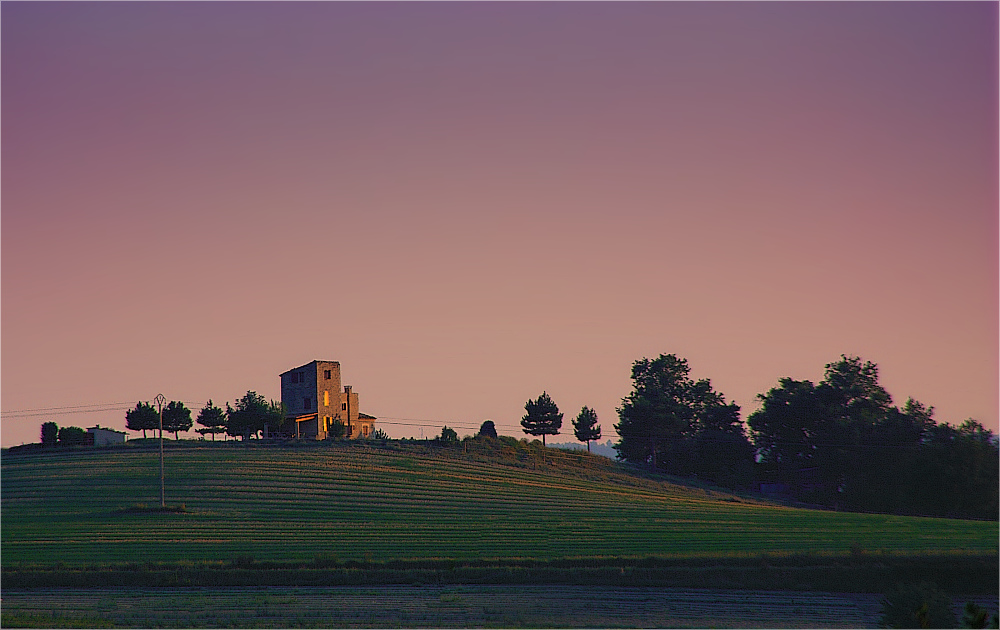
[521,391,562,446]
[195,400,228,441]
[573,406,601,452]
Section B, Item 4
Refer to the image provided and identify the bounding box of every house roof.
[279,360,340,377]
[358,412,377,420]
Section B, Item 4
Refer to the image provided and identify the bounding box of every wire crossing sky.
[2,2,997,447]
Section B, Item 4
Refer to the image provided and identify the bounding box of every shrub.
[879,582,957,628]
[57,426,89,447]
[478,421,498,438]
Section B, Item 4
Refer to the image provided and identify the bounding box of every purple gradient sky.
[3,2,997,446]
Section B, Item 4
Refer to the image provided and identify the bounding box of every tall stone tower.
[279,360,374,439]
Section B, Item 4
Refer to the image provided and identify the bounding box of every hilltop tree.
[478,420,498,438]
[572,407,601,452]
[126,401,159,438]
[614,354,698,469]
[749,355,998,517]
[521,392,562,446]
[615,354,753,486]
[162,401,192,439]
[195,400,227,441]
[226,391,283,440]
[41,421,59,447]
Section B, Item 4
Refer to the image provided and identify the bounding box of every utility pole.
[154,393,166,508]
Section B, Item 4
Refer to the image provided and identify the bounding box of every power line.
[1,401,134,415]
[2,406,133,419]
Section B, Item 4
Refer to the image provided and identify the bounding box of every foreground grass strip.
[4,554,998,594]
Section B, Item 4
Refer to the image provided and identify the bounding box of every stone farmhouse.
[280,360,376,440]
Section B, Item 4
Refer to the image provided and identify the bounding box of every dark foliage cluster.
[478,420,498,438]
[614,354,754,489]
[227,392,285,440]
[37,422,92,447]
[124,400,194,440]
[877,582,1000,629]
[610,353,998,519]
[748,355,998,520]
[121,393,285,442]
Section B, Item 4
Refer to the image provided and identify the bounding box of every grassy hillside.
[2,438,996,567]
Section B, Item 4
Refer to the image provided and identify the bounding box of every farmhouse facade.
[87,425,126,446]
[280,360,376,440]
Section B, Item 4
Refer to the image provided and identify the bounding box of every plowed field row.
[2,442,996,565]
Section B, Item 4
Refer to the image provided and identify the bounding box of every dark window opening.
[324,370,332,380]
[304,397,311,410]
[342,403,347,411]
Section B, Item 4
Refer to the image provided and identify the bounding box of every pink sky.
[2,2,997,446]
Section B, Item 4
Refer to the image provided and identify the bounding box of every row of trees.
[40,422,90,447]
[748,356,997,519]
[520,392,601,450]
[608,353,997,520]
[125,392,285,441]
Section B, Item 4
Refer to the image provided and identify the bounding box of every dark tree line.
[123,392,284,441]
[610,353,997,520]
[39,422,89,447]
[748,355,997,520]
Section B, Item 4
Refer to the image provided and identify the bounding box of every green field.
[3,438,996,567]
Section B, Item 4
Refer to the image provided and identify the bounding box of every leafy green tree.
[162,401,192,439]
[57,426,89,446]
[521,392,562,446]
[195,400,227,441]
[916,418,998,520]
[40,422,58,446]
[439,426,459,443]
[748,378,826,489]
[226,391,277,440]
[572,407,601,452]
[750,356,998,518]
[126,401,159,438]
[614,355,696,469]
[478,420,498,438]
[614,354,751,486]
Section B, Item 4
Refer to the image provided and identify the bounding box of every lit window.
[324,391,329,406]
